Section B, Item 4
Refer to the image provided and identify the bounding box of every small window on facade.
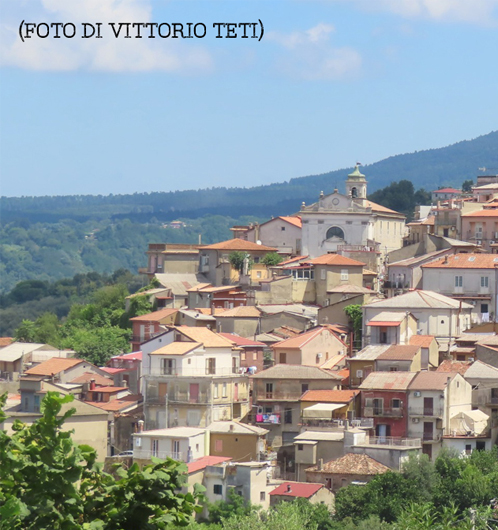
[392,399,401,408]
[481,276,489,288]
[465,444,472,455]
[297,444,304,451]
[214,384,219,399]
[222,383,227,397]
[281,226,286,231]
[454,276,463,287]
[341,269,349,281]
[213,484,223,495]
[241,352,246,361]
[260,491,266,501]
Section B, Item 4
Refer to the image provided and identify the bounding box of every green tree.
[14,319,37,342]
[462,180,474,192]
[228,252,253,275]
[261,253,283,267]
[0,392,203,530]
[344,304,362,347]
[208,488,256,524]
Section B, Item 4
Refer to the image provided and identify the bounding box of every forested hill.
[2,131,497,224]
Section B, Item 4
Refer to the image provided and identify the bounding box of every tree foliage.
[0,392,203,530]
[261,253,283,267]
[228,252,253,275]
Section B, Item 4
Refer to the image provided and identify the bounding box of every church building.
[300,165,405,258]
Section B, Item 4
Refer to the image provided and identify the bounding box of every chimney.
[198,234,202,245]
[138,420,144,433]
[444,255,449,265]
[90,378,96,391]
[286,484,292,493]
[318,459,323,471]
[211,303,215,316]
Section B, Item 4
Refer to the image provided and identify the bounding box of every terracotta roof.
[200,238,277,252]
[272,326,344,350]
[409,371,457,390]
[84,397,141,412]
[219,333,265,347]
[216,306,261,318]
[25,357,84,376]
[436,360,472,375]
[300,389,359,403]
[90,386,128,393]
[308,254,365,267]
[252,364,342,380]
[187,456,231,474]
[269,482,324,498]
[409,335,436,348]
[100,367,126,374]
[319,353,347,370]
[0,337,14,348]
[111,351,142,361]
[377,345,421,361]
[278,256,309,266]
[365,200,402,215]
[130,308,178,322]
[279,216,302,228]
[176,327,235,348]
[195,308,227,316]
[69,372,114,386]
[337,368,350,382]
[433,188,461,194]
[422,254,498,269]
[150,342,202,356]
[364,290,472,310]
[359,371,417,390]
[461,210,498,217]
[363,269,378,276]
[306,453,389,475]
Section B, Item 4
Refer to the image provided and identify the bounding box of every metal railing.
[363,407,403,418]
[148,367,246,377]
[134,450,184,461]
[301,418,374,429]
[408,407,444,418]
[366,436,421,447]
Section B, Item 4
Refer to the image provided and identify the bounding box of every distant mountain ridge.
[1,130,497,223]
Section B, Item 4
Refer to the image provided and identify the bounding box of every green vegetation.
[367,180,431,220]
[261,253,283,267]
[344,304,362,346]
[228,252,253,275]
[0,392,203,530]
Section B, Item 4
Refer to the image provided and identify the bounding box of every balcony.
[170,392,211,404]
[408,407,444,418]
[301,417,374,429]
[363,407,403,418]
[148,367,246,377]
[134,450,184,461]
[422,434,442,443]
[255,413,281,425]
[364,436,421,448]
[256,392,303,402]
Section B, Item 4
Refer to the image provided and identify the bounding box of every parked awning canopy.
[302,403,345,419]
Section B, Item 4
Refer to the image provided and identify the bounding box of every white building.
[300,165,405,258]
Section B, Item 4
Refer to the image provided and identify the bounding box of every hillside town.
[3,165,498,515]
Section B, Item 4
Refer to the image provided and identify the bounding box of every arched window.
[351,186,358,198]
[326,226,345,240]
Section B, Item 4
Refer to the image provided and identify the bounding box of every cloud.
[267,23,361,80]
[0,0,214,73]
[330,0,498,25]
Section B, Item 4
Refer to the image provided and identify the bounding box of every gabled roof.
[377,345,421,361]
[409,371,457,391]
[200,238,277,252]
[409,335,437,348]
[279,216,302,228]
[300,389,359,403]
[433,188,461,194]
[175,326,235,348]
[216,306,261,318]
[218,333,265,347]
[436,360,472,375]
[252,364,342,380]
[272,326,344,350]
[69,372,114,386]
[350,344,391,361]
[388,249,450,268]
[150,342,202,356]
[364,290,472,310]
[130,308,178,322]
[365,200,402,215]
[306,453,389,475]
[464,360,498,380]
[111,351,142,361]
[422,254,498,269]
[307,254,365,267]
[359,371,416,390]
[0,342,56,363]
[25,357,85,376]
[269,482,324,498]
[461,209,498,217]
[187,456,231,474]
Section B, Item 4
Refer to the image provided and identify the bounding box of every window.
[455,276,463,287]
[481,303,489,314]
[253,352,257,360]
[341,269,349,281]
[297,444,304,451]
[256,271,262,278]
[206,357,216,375]
[284,408,293,424]
[162,358,176,375]
[33,395,40,413]
[214,384,219,399]
[213,485,223,495]
[481,276,489,288]
[320,269,326,280]
[292,268,314,280]
[281,226,286,231]
[241,352,246,361]
[254,256,260,263]
[222,383,227,397]
[391,399,401,409]
[266,383,273,398]
[151,439,159,457]
[389,366,398,372]
[326,226,345,240]
[379,327,388,344]
[465,444,472,455]
[280,352,287,364]
[260,492,266,501]
[301,383,309,394]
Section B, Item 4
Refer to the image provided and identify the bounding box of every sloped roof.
[377,345,421,361]
[409,371,456,390]
[359,371,416,390]
[176,326,235,348]
[130,308,178,322]
[364,290,472,310]
[388,250,450,268]
[308,254,365,267]
[462,209,498,218]
[111,351,143,361]
[0,342,55,362]
[269,482,324,498]
[187,456,231,474]
[0,337,14,348]
[200,239,277,252]
[300,389,358,403]
[294,430,345,441]
[69,372,114,386]
[365,200,402,215]
[433,188,461,194]
[150,342,202,356]
[252,364,342,380]
[464,360,498,380]
[216,306,261,318]
[306,453,389,475]
[436,360,472,375]
[154,273,205,296]
[350,344,391,361]
[423,253,498,269]
[327,284,373,294]
[409,335,437,348]
[272,326,344,350]
[207,421,268,435]
[218,333,265,347]
[279,216,302,228]
[25,357,84,376]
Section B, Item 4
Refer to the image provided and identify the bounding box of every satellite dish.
[256,240,262,245]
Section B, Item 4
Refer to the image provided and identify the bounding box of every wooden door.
[189,383,200,403]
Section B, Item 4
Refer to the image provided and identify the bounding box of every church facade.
[300,166,406,258]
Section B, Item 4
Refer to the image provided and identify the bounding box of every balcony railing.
[422,434,442,443]
[408,407,444,418]
[365,436,421,447]
[134,450,184,461]
[363,407,403,418]
[256,392,303,402]
[255,413,281,425]
[170,392,211,404]
[148,367,246,377]
[301,418,374,429]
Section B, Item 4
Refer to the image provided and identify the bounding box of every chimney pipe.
[138,420,144,433]
[286,484,292,493]
[90,378,96,391]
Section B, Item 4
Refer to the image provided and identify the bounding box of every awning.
[302,403,345,419]
[367,321,400,327]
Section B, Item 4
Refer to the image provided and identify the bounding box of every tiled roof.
[219,333,265,347]
[111,351,142,361]
[69,372,114,386]
[272,326,344,350]
[388,250,450,268]
[269,482,324,498]
[25,357,84,376]
[433,188,461,193]
[409,371,456,391]
[359,371,416,390]
[365,200,402,215]
[252,364,342,380]
[350,344,391,361]
[300,389,359,403]
[187,456,231,474]
[279,216,302,228]
[91,386,128,393]
[409,335,436,348]
[461,210,498,217]
[200,238,277,252]
[150,342,202,356]
[308,254,365,267]
[130,308,178,322]
[306,453,389,475]
[278,256,309,266]
[195,308,227,316]
[216,306,261,318]
[436,360,472,375]
[465,360,498,379]
[422,254,498,269]
[328,284,373,294]
[0,337,14,348]
[377,345,421,361]
[84,397,141,412]
[176,326,235,348]
[364,290,472,310]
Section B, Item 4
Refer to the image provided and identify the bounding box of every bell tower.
[345,164,367,199]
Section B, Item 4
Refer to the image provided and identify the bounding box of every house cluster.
[2,166,498,512]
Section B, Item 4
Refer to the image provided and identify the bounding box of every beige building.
[269,481,335,509]
[143,243,200,276]
[208,421,268,462]
[215,305,262,337]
